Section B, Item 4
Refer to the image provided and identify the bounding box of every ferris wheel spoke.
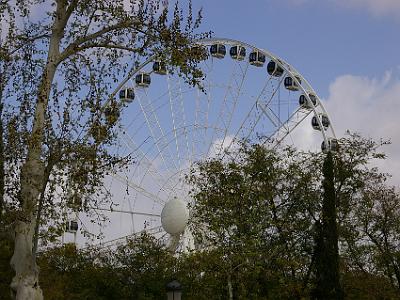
[250,74,287,131]
[136,92,171,172]
[167,75,182,167]
[118,127,177,197]
[191,79,213,164]
[86,225,164,250]
[256,85,285,127]
[136,88,179,173]
[215,61,250,157]
[223,73,285,158]
[204,60,245,158]
[130,126,210,200]
[134,152,177,195]
[73,212,105,243]
[87,185,137,235]
[191,89,201,164]
[267,107,313,149]
[127,142,185,216]
[110,173,167,205]
[144,87,181,172]
[94,207,161,218]
[178,78,192,167]
[167,74,191,168]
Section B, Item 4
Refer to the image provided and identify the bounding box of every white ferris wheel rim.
[77,37,336,250]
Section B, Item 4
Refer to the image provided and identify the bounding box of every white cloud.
[291,70,400,186]
[325,71,400,185]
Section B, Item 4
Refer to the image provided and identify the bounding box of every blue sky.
[192,0,399,97]
[76,0,400,244]
[4,0,399,244]
[90,0,400,242]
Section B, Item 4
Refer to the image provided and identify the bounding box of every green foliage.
[38,233,176,300]
[343,271,399,299]
[0,0,208,296]
[15,132,400,299]
[332,134,400,293]
[38,244,124,300]
[187,143,322,299]
[114,233,176,299]
[186,134,400,299]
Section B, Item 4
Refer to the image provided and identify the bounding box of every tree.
[38,244,125,300]
[0,1,207,298]
[37,233,176,300]
[188,143,322,299]
[3,133,396,299]
[187,134,400,299]
[313,151,342,299]
[330,134,400,295]
[113,233,176,299]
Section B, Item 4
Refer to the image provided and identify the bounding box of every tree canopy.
[1,134,399,299]
[0,0,207,298]
[185,134,400,299]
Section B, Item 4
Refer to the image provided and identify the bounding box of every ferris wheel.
[65,38,337,251]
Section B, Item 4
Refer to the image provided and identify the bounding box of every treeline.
[1,134,400,299]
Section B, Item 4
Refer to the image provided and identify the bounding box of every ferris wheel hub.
[161,198,189,235]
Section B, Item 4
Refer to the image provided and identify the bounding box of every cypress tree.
[313,151,343,299]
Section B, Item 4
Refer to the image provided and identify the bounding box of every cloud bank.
[292,70,400,186]
[326,71,400,184]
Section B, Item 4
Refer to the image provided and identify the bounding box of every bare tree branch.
[60,19,147,60]
[74,43,142,53]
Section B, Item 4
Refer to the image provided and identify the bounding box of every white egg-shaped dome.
[161,198,189,235]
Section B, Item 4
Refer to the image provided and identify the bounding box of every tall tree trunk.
[313,152,343,300]
[9,2,67,297]
[10,59,58,300]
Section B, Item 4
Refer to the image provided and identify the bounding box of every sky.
[188,0,400,186]
[2,0,400,245]
[53,0,400,244]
